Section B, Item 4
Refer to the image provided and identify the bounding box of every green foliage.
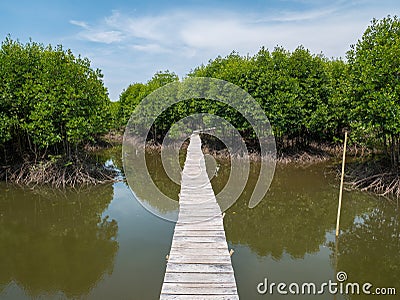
[118,45,353,152]
[347,15,400,166]
[0,37,111,160]
[115,70,178,128]
[119,15,400,163]
[189,45,347,149]
[116,83,147,127]
[2,15,391,166]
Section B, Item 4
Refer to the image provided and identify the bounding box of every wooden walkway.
[160,133,239,299]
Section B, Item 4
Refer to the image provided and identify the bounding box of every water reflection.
[122,146,180,219]
[223,164,361,259]
[221,163,399,299]
[1,149,399,299]
[106,150,400,299]
[329,199,400,299]
[0,183,118,298]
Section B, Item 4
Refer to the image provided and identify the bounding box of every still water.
[0,148,399,299]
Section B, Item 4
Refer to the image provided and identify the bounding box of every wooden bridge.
[160,133,239,299]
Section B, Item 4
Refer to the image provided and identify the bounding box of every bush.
[0,37,112,162]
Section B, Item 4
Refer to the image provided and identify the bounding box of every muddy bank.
[344,158,400,199]
[0,155,116,188]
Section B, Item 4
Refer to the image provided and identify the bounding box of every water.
[0,150,399,299]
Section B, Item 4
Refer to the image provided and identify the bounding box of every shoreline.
[145,141,345,164]
[143,141,400,199]
[0,154,116,188]
[343,158,400,199]
[1,138,399,200]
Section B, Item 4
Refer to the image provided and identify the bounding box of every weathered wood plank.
[172,235,227,243]
[177,213,223,219]
[174,226,224,232]
[175,220,223,226]
[179,205,220,209]
[176,215,222,221]
[178,208,221,214]
[179,207,220,211]
[160,295,239,300]
[169,247,231,256]
[165,263,233,273]
[161,283,237,295]
[170,241,229,249]
[167,255,232,264]
[163,272,236,283]
[162,283,237,289]
[173,230,226,237]
[174,221,225,227]
[179,203,219,206]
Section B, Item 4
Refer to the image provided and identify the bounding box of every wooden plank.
[160,295,239,300]
[164,272,236,283]
[177,213,223,219]
[168,255,232,264]
[165,263,233,273]
[171,241,229,249]
[176,213,221,220]
[178,207,221,212]
[177,217,223,228]
[179,205,220,210]
[174,224,224,229]
[178,207,220,211]
[179,193,216,197]
[161,283,237,295]
[179,206,220,211]
[169,247,231,256]
[179,207,221,211]
[174,221,224,227]
[162,282,237,289]
[178,200,218,205]
[173,230,226,237]
[176,215,222,221]
[174,226,224,231]
[172,235,227,243]
[179,196,218,201]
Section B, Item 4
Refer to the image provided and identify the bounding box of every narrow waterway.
[0,148,398,299]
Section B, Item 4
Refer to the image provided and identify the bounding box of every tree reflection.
[0,183,118,298]
[223,163,371,259]
[122,147,181,218]
[126,149,379,261]
[329,202,400,299]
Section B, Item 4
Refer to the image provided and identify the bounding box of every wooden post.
[335,131,348,237]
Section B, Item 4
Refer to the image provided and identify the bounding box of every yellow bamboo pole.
[335,131,348,237]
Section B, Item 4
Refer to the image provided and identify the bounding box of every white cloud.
[80,30,124,44]
[270,7,338,22]
[70,16,124,44]
[131,43,170,53]
[106,11,170,41]
[69,4,380,57]
[67,1,400,99]
[176,11,364,58]
[70,20,89,29]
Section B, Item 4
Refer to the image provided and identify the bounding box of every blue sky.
[1,0,399,100]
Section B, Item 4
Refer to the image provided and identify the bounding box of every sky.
[0,0,399,100]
